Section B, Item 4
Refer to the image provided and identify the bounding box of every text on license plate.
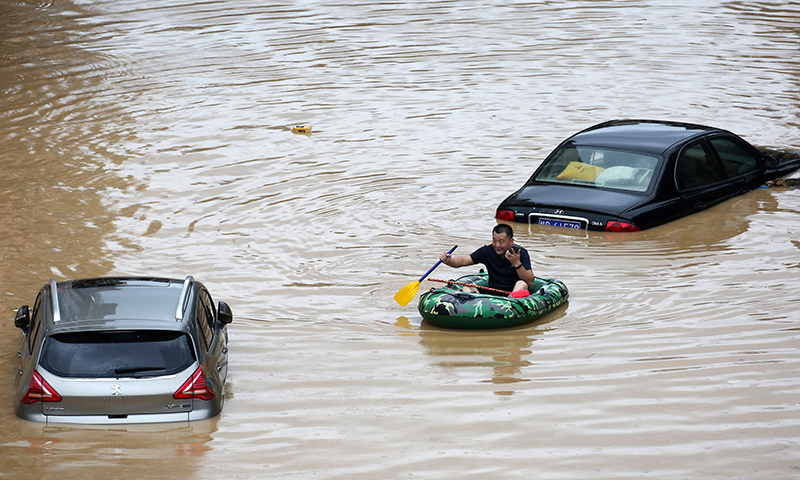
[538,218,582,229]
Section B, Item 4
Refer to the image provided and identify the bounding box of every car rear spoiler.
[50,278,61,323]
[176,276,194,321]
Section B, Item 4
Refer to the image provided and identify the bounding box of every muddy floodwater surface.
[1,1,800,479]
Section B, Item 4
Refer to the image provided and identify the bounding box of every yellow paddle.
[394,245,457,306]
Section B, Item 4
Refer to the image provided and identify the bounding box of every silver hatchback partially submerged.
[13,276,232,424]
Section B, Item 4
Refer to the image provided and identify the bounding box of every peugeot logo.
[554,209,565,215]
[111,384,122,396]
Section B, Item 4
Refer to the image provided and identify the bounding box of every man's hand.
[505,247,521,267]
[439,251,452,266]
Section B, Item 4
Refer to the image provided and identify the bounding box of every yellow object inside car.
[556,161,606,181]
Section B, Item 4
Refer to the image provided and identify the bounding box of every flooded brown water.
[2,1,800,478]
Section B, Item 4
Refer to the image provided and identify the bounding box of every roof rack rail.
[176,276,194,321]
[50,278,61,323]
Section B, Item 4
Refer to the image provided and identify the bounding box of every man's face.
[491,232,512,255]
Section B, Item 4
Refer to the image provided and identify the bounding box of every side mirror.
[218,301,233,324]
[14,305,30,329]
[763,154,778,169]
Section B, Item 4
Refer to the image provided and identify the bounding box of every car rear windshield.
[39,330,196,378]
[535,145,659,192]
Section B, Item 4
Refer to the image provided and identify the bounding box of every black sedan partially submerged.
[496,120,800,232]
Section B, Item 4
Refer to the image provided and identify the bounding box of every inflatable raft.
[418,272,569,330]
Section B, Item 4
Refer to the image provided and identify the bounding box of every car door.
[674,139,738,214]
[196,288,228,395]
[707,135,763,189]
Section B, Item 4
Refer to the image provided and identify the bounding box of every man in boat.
[439,224,535,296]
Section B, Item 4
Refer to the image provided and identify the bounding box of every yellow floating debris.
[291,125,312,135]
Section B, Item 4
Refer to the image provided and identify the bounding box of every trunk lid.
[38,367,196,418]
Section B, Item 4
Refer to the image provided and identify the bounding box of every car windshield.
[58,279,182,321]
[534,145,659,192]
[39,330,196,378]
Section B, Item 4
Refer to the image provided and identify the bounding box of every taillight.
[496,209,515,222]
[605,221,641,232]
[21,370,62,405]
[173,366,215,401]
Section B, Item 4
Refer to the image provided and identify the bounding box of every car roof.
[568,119,726,156]
[48,277,194,330]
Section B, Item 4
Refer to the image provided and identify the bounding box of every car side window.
[676,142,726,191]
[196,289,215,351]
[28,291,43,354]
[709,137,759,178]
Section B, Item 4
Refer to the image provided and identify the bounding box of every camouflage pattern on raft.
[418,272,569,330]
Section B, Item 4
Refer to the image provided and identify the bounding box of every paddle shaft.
[417,245,457,282]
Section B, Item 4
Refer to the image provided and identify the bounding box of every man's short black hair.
[493,224,514,238]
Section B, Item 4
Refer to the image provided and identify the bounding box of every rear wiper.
[114,366,166,377]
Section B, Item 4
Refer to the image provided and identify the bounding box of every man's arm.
[440,252,475,268]
[506,248,535,286]
[515,265,536,286]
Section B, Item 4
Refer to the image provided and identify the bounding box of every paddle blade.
[394,280,421,306]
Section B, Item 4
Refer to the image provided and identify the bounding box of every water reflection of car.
[496,119,800,232]
[13,276,233,424]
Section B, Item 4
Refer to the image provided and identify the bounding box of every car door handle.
[216,364,223,372]
[18,369,23,376]
[222,347,228,354]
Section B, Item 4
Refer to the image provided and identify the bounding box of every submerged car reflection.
[496,119,800,232]
[13,276,232,424]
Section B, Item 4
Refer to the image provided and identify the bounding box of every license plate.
[538,218,582,230]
